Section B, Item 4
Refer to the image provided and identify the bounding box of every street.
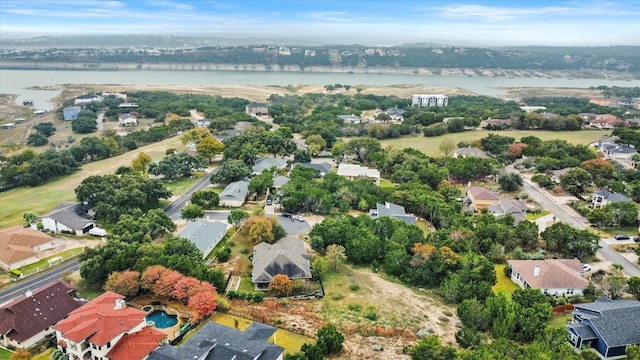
[0,260,79,306]
[165,165,220,220]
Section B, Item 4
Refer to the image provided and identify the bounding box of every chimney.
[114,299,126,310]
[533,265,540,277]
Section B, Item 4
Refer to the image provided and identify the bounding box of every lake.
[1,69,639,110]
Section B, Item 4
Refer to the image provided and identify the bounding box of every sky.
[0,0,638,46]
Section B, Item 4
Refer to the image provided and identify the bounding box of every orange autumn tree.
[104,270,141,297]
[268,274,293,297]
[188,291,217,323]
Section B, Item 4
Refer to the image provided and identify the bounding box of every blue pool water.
[146,310,178,329]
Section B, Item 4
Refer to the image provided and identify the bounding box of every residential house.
[291,162,333,177]
[521,106,547,112]
[337,114,361,124]
[246,103,269,116]
[550,167,572,184]
[480,118,512,129]
[0,226,56,270]
[252,236,312,290]
[369,202,416,225]
[62,106,81,121]
[272,175,290,190]
[41,202,95,236]
[0,280,83,349]
[591,189,632,209]
[567,298,640,359]
[385,107,405,121]
[218,180,249,207]
[196,118,211,128]
[508,259,588,297]
[102,92,127,100]
[337,163,380,185]
[252,157,288,176]
[74,94,103,105]
[177,220,228,259]
[488,198,528,225]
[118,113,137,127]
[117,103,138,109]
[626,118,640,126]
[452,147,490,159]
[589,114,625,129]
[53,292,166,360]
[578,113,598,122]
[466,186,500,211]
[411,94,448,107]
[599,140,637,169]
[148,321,284,360]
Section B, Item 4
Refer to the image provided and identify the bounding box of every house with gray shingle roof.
[252,157,287,176]
[291,162,333,176]
[489,198,528,226]
[41,202,95,236]
[177,220,228,259]
[591,189,632,209]
[452,147,490,159]
[370,202,416,225]
[252,236,312,290]
[148,321,283,360]
[567,298,640,359]
[219,180,249,207]
[272,175,290,189]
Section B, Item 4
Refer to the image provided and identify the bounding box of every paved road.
[165,168,219,220]
[0,260,80,306]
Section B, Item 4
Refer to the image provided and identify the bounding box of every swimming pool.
[146,310,178,329]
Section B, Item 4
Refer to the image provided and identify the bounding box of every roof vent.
[533,265,541,277]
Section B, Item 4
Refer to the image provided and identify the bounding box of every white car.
[581,264,592,272]
[293,215,305,222]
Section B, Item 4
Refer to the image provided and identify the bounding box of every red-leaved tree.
[104,270,141,297]
[171,276,200,301]
[188,291,217,323]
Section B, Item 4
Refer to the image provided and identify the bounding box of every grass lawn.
[238,276,255,293]
[416,218,433,235]
[211,313,314,354]
[19,247,84,274]
[32,348,54,360]
[492,264,519,296]
[601,226,640,237]
[0,348,12,360]
[163,171,205,195]
[75,279,104,300]
[379,178,394,188]
[526,210,551,221]
[550,313,572,329]
[0,136,184,229]
[379,130,610,157]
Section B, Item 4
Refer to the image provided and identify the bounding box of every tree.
[34,122,56,136]
[316,323,345,355]
[587,207,614,228]
[196,137,225,163]
[210,159,251,184]
[628,276,640,301]
[560,168,592,194]
[310,256,328,278]
[72,113,98,133]
[306,134,326,155]
[602,265,627,299]
[247,216,275,244]
[149,153,207,181]
[227,209,249,229]
[188,290,217,323]
[293,149,311,163]
[410,335,456,360]
[531,173,553,189]
[249,170,274,196]
[131,151,152,177]
[325,244,347,270]
[182,204,205,221]
[27,133,48,146]
[498,172,523,192]
[628,345,640,360]
[181,128,211,144]
[606,201,639,226]
[439,138,456,157]
[269,274,293,297]
[104,270,141,296]
[191,189,220,209]
[580,159,614,179]
[345,138,382,162]
[23,211,38,227]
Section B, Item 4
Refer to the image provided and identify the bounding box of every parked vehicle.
[581,264,592,272]
[266,199,272,206]
[293,215,305,222]
[281,212,292,218]
[633,236,640,243]
[615,234,630,240]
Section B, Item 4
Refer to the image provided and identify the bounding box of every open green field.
[492,264,519,296]
[0,347,12,360]
[211,312,313,354]
[0,136,184,229]
[379,130,610,157]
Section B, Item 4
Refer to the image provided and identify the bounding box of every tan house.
[466,186,500,211]
[337,163,380,185]
[0,226,56,270]
[508,259,588,297]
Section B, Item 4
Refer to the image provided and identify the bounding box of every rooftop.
[0,226,54,266]
[252,236,312,284]
[177,220,227,257]
[593,189,632,203]
[337,163,380,179]
[106,327,166,360]
[219,180,249,201]
[573,298,640,348]
[41,202,94,231]
[508,259,588,290]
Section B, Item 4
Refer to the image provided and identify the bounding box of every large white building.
[411,94,448,107]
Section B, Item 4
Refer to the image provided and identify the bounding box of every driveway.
[268,214,311,235]
[204,210,231,223]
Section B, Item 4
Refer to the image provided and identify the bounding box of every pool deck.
[130,302,191,341]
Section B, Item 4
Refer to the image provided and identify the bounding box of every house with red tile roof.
[53,291,165,360]
[508,259,588,297]
[588,114,625,129]
[0,226,56,270]
[0,280,83,349]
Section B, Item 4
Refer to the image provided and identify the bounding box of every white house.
[591,189,633,209]
[508,259,588,297]
[411,94,448,107]
[41,202,95,236]
[337,114,361,124]
[74,94,103,105]
[118,113,138,127]
[337,163,380,184]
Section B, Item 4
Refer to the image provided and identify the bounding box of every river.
[1,69,639,110]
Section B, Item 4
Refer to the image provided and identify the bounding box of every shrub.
[347,303,362,312]
[330,292,344,300]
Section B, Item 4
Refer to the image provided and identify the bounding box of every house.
[369,202,416,225]
[0,226,56,270]
[591,189,632,209]
[62,106,81,121]
[246,103,269,116]
[452,147,490,159]
[337,114,361,124]
[177,220,228,259]
[567,298,640,359]
[272,175,290,189]
[117,103,138,109]
[599,141,637,169]
[385,107,405,121]
[196,118,211,128]
[218,180,249,207]
[337,163,380,185]
[252,236,312,290]
[41,202,95,236]
[411,94,448,107]
[0,280,83,349]
[291,162,333,177]
[508,259,588,297]
[488,198,528,225]
[74,94,103,105]
[148,321,283,360]
[466,186,500,211]
[579,113,598,122]
[589,114,626,129]
[521,106,547,112]
[252,157,288,176]
[118,113,137,127]
[550,167,572,184]
[480,118,512,129]
[102,92,127,100]
[53,292,166,360]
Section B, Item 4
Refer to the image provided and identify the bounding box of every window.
[106,341,111,349]
[567,289,574,295]
[543,289,548,294]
